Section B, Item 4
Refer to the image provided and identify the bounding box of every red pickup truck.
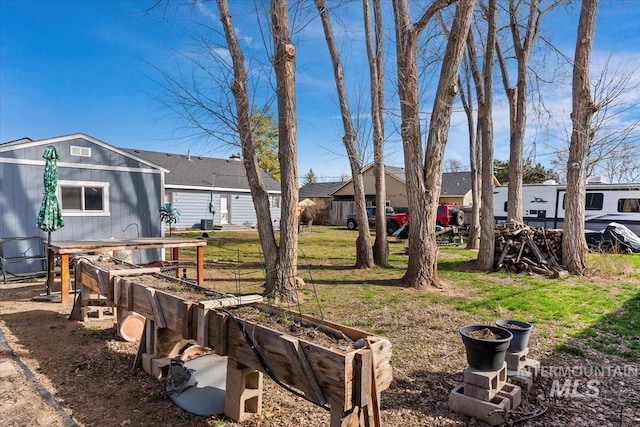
[347,204,465,236]
[346,207,409,235]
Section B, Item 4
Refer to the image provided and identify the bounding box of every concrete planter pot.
[459,325,513,371]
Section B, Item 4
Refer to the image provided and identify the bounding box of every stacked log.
[494,222,566,277]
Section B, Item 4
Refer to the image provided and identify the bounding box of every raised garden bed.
[74,257,393,424]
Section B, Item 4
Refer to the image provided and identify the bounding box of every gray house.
[122,148,282,230]
[0,133,166,271]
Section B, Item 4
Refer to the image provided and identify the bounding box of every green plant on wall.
[159,203,181,236]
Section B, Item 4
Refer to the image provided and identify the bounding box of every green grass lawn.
[177,225,640,361]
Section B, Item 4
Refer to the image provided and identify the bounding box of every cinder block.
[463,381,502,402]
[464,362,507,389]
[508,358,540,379]
[505,348,529,371]
[508,374,533,394]
[497,382,521,409]
[449,384,510,426]
[523,358,540,378]
[225,358,263,421]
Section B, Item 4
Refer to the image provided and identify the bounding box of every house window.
[617,198,640,213]
[271,195,281,208]
[70,146,91,157]
[59,181,109,216]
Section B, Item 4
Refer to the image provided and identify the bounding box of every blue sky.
[1,1,639,182]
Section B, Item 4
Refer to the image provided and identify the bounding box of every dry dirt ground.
[1,276,639,427]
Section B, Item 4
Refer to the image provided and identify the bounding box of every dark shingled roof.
[326,165,473,196]
[299,181,345,198]
[121,148,280,191]
[441,171,472,195]
[384,167,471,195]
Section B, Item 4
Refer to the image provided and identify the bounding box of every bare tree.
[476,0,500,270]
[457,54,481,250]
[600,142,640,183]
[563,0,598,275]
[363,0,389,265]
[470,0,498,269]
[496,0,560,222]
[550,58,640,183]
[444,158,464,172]
[393,0,474,289]
[215,0,297,302]
[314,0,374,269]
[271,0,301,297]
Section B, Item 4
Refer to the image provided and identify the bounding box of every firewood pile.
[494,222,566,277]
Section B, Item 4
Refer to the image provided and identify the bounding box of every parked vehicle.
[346,207,409,235]
[493,181,640,237]
[392,222,466,244]
[436,203,465,227]
[349,203,466,237]
[585,222,640,253]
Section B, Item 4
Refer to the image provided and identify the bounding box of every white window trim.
[58,180,110,216]
[70,145,91,157]
[271,194,281,208]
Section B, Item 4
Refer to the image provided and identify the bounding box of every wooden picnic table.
[48,237,207,304]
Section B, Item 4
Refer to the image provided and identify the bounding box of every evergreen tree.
[302,168,317,186]
[250,106,280,182]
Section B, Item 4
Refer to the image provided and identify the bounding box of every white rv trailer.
[493,181,640,236]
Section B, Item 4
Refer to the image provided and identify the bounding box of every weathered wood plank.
[367,337,393,391]
[109,267,163,277]
[224,315,351,408]
[199,295,263,309]
[208,310,229,356]
[148,288,167,329]
[196,306,210,348]
[79,271,101,294]
[281,335,327,405]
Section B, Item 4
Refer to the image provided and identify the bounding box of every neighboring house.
[298,181,346,225]
[122,148,282,230]
[332,165,407,209]
[0,133,166,270]
[329,165,499,225]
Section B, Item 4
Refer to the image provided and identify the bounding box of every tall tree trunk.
[364,0,389,265]
[216,0,283,298]
[271,0,299,301]
[564,0,598,275]
[421,0,474,286]
[392,0,472,289]
[458,69,480,250]
[315,0,374,268]
[458,35,481,250]
[496,0,542,223]
[443,11,480,251]
[476,0,497,270]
